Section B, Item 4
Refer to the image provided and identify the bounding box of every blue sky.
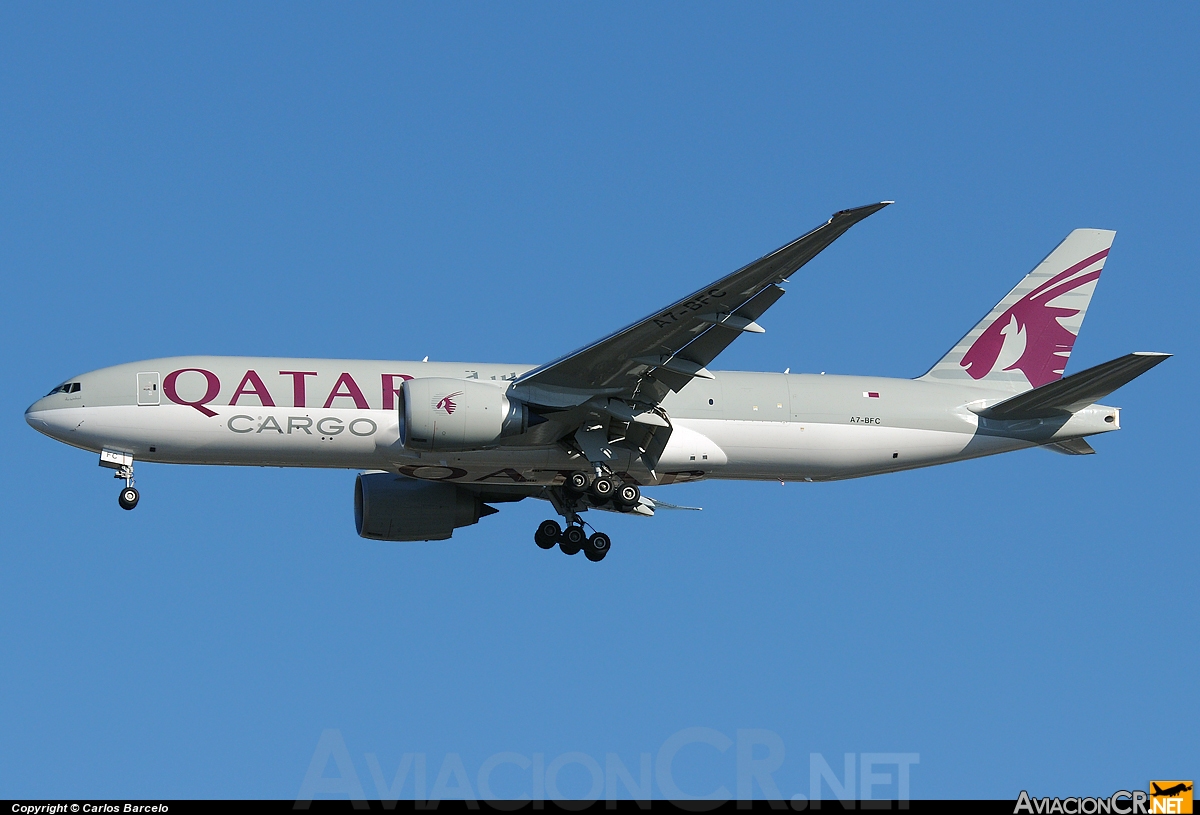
[2,3,1196,801]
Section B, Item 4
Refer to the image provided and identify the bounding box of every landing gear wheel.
[560,525,586,555]
[566,472,590,493]
[534,519,561,550]
[118,487,140,510]
[590,476,615,499]
[616,483,641,508]
[584,532,611,562]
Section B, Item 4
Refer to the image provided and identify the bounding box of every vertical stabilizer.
[920,229,1115,393]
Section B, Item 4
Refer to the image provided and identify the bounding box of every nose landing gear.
[100,449,140,511]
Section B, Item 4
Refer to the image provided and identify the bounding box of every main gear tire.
[566,472,590,494]
[590,476,615,499]
[560,524,586,555]
[534,519,561,549]
[584,532,611,562]
[615,483,641,508]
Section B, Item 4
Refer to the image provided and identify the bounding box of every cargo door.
[137,372,160,405]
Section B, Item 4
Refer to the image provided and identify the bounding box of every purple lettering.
[280,371,317,408]
[323,373,369,409]
[163,368,221,417]
[229,370,275,407]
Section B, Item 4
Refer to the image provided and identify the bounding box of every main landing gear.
[565,470,640,509]
[532,471,641,563]
[534,519,611,562]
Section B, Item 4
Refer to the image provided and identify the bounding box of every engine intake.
[399,377,534,451]
[355,472,494,541]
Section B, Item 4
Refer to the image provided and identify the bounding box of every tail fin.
[920,229,1115,392]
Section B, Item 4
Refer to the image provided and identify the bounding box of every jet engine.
[399,377,535,452]
[354,472,495,541]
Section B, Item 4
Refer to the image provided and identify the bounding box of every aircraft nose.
[26,402,45,430]
[25,398,55,434]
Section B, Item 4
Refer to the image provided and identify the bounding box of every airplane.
[25,202,1169,562]
[1151,783,1192,797]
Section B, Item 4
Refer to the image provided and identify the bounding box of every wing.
[511,202,891,409]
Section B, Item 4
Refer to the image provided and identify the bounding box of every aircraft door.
[137,372,160,405]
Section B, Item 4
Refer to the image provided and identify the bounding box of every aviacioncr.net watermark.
[294,727,919,808]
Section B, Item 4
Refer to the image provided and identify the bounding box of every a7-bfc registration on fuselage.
[26,203,1169,561]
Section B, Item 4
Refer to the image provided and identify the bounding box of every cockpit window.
[46,382,81,396]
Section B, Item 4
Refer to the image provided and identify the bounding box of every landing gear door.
[137,372,160,405]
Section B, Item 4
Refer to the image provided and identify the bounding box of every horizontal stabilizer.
[976,352,1170,420]
[1042,438,1096,455]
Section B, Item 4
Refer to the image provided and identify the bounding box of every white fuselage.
[24,356,1119,488]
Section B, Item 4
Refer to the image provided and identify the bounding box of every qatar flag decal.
[862,391,880,398]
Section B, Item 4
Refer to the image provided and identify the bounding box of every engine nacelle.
[355,472,492,541]
[399,377,532,452]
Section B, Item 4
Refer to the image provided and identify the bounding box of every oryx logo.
[435,391,463,415]
[961,248,1107,388]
